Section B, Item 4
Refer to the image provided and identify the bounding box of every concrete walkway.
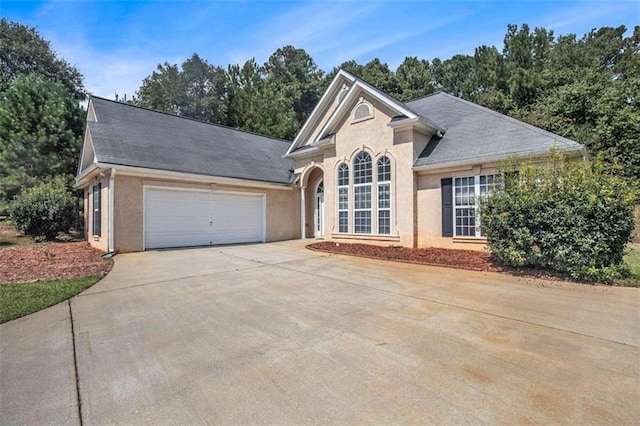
[1,240,639,424]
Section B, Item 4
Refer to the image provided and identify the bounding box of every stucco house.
[75,69,584,253]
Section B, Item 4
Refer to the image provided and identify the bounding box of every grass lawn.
[0,276,101,323]
[618,243,640,287]
[0,219,35,247]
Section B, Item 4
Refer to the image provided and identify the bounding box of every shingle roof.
[87,97,295,184]
[407,93,584,168]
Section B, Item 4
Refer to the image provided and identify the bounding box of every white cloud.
[542,1,638,32]
[48,33,183,99]
[330,13,469,66]
[224,1,385,67]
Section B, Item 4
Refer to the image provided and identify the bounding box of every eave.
[75,162,295,191]
[412,145,586,174]
[388,117,443,136]
[284,135,335,159]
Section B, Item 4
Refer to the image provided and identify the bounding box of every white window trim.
[337,164,349,233]
[352,101,374,123]
[92,183,101,237]
[339,153,396,236]
[353,152,373,235]
[377,157,392,235]
[353,182,372,234]
[453,174,499,238]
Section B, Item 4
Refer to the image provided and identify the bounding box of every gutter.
[412,145,585,173]
[75,162,294,191]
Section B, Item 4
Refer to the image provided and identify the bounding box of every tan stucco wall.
[109,176,299,253]
[416,165,501,251]
[295,92,434,247]
[113,175,143,253]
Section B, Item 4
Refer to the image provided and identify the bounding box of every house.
[75,70,585,253]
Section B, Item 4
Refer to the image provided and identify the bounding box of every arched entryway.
[300,165,324,239]
[315,180,324,237]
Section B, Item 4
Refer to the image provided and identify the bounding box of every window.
[377,156,391,234]
[453,174,500,237]
[353,103,372,120]
[92,183,101,237]
[454,176,475,237]
[337,163,349,233]
[337,87,349,104]
[353,152,372,233]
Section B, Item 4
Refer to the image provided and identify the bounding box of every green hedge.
[480,153,636,283]
[9,176,76,241]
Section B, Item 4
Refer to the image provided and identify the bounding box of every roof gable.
[83,97,295,185]
[287,69,444,156]
[286,70,356,155]
[77,126,96,175]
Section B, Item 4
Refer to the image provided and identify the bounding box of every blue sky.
[2,0,638,99]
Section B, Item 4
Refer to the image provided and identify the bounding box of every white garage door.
[144,188,264,249]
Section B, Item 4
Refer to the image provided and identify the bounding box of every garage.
[144,187,265,249]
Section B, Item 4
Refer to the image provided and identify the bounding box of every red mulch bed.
[307,241,503,272]
[0,242,113,284]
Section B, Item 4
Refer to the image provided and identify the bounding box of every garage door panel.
[144,188,263,249]
[145,230,212,249]
[211,193,262,244]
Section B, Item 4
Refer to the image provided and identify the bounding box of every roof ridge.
[428,93,582,147]
[89,95,293,145]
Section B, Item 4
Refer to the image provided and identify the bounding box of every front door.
[315,181,324,237]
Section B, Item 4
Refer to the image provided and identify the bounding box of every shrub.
[9,176,76,241]
[480,153,637,283]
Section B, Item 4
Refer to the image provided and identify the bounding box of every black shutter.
[441,178,453,237]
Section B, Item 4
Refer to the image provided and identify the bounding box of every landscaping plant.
[480,153,637,283]
[9,176,77,241]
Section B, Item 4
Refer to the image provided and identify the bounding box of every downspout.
[300,186,306,239]
[108,168,116,252]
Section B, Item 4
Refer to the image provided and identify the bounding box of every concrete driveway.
[2,240,639,425]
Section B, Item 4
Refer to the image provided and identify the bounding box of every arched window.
[337,163,349,233]
[377,156,391,234]
[353,152,372,233]
[353,103,372,120]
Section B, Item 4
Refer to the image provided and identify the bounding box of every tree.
[135,62,183,115]
[395,57,435,101]
[360,58,400,96]
[431,54,476,98]
[0,75,84,202]
[136,54,227,124]
[519,25,640,185]
[0,19,84,98]
[472,46,509,111]
[264,46,324,136]
[180,54,227,124]
[326,60,364,82]
[226,58,269,132]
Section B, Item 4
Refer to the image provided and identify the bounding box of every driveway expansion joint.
[68,299,83,426]
[76,263,267,297]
